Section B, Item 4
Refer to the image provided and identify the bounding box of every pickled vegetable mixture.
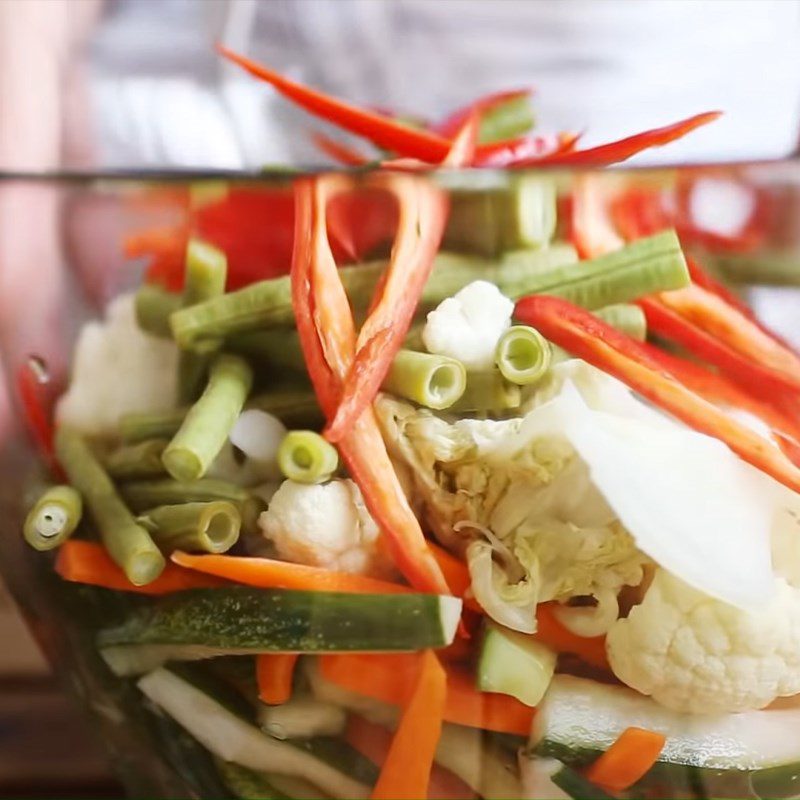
[20,51,800,800]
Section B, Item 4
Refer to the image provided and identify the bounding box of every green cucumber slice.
[532,675,800,799]
[138,667,370,800]
[477,623,556,707]
[98,587,461,672]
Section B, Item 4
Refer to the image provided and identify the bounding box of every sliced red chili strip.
[644,284,800,396]
[291,175,450,595]
[15,358,59,475]
[514,294,800,494]
[432,88,531,138]
[311,132,371,166]
[323,117,477,442]
[516,111,721,167]
[218,45,453,163]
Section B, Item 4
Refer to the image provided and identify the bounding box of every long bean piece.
[495,325,551,385]
[169,245,578,351]
[593,304,647,341]
[23,485,83,551]
[55,427,165,585]
[135,285,181,338]
[105,439,169,479]
[277,431,339,484]
[120,408,189,444]
[449,370,521,414]
[178,240,228,402]
[383,350,467,409]
[163,354,253,482]
[138,501,241,554]
[118,478,265,536]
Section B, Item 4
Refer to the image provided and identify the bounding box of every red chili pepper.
[514,295,800,494]
[432,88,531,138]
[515,111,721,167]
[323,117,476,442]
[642,284,800,396]
[218,45,454,163]
[311,132,371,166]
[642,342,800,464]
[15,358,59,475]
[291,175,450,595]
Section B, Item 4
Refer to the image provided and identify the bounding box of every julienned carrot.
[346,714,476,800]
[371,650,447,800]
[319,653,535,735]
[535,603,609,670]
[514,295,800,495]
[291,175,449,595]
[256,654,298,705]
[585,727,666,791]
[171,551,415,594]
[427,542,471,599]
[56,541,226,595]
[218,45,454,163]
[524,111,721,167]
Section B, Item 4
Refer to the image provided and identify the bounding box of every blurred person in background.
[1,0,800,437]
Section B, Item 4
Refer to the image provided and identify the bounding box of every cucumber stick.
[139,667,369,800]
[532,675,800,798]
[99,587,461,674]
[477,623,556,707]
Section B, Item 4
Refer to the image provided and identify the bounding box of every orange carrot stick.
[346,715,476,800]
[55,541,226,595]
[256,654,299,705]
[371,650,446,800]
[319,653,535,735]
[585,727,666,792]
[171,551,415,594]
[535,603,609,670]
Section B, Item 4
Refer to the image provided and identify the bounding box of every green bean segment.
[55,427,165,585]
[593,303,648,341]
[135,285,181,338]
[170,246,577,351]
[138,501,241,554]
[120,408,189,444]
[119,478,265,536]
[495,325,552,385]
[23,485,83,551]
[105,439,169,479]
[449,370,521,414]
[163,354,253,483]
[179,239,229,403]
[277,431,339,484]
[383,349,467,410]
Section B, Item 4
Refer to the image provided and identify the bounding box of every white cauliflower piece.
[422,280,513,370]
[259,479,393,577]
[607,569,800,714]
[57,294,178,435]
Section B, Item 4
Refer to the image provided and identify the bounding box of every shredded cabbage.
[377,360,781,630]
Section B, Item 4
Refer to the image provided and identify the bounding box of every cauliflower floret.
[259,479,393,577]
[422,280,513,370]
[607,569,800,714]
[57,294,178,435]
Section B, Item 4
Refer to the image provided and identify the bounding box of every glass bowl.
[1,163,799,800]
